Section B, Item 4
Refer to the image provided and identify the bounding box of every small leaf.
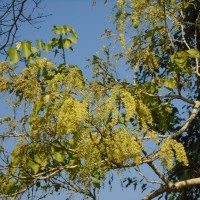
[8,48,20,64]
[187,48,200,58]
[52,25,67,35]
[92,177,100,188]
[27,160,40,174]
[35,101,45,114]
[174,58,187,64]
[53,151,65,162]
[49,38,59,48]
[145,29,156,41]
[69,27,78,38]
[43,94,51,103]
[43,44,51,52]
[63,39,71,48]
[31,47,38,54]
[163,78,176,90]
[36,40,44,49]
[52,26,61,34]
[68,35,78,44]
[21,41,32,58]
[34,155,48,170]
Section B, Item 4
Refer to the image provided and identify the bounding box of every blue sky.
[3,1,162,199]
[20,1,114,69]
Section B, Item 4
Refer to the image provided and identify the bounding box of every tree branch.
[142,177,200,200]
[169,101,200,139]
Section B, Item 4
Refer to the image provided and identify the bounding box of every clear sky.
[7,1,161,199]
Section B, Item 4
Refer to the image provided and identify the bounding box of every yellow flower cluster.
[33,58,56,71]
[173,140,189,167]
[65,67,85,92]
[117,0,124,7]
[100,87,136,125]
[57,97,87,135]
[47,72,66,91]
[119,33,126,50]
[15,74,39,100]
[136,99,153,130]
[76,132,104,178]
[106,128,141,164]
[0,77,9,93]
[0,62,9,93]
[121,90,136,121]
[159,139,189,170]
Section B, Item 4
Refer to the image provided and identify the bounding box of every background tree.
[0,1,200,200]
[0,0,49,56]
[166,1,200,199]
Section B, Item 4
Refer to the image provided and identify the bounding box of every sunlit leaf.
[43,44,51,52]
[31,47,39,55]
[63,39,71,48]
[43,94,51,103]
[52,25,67,35]
[21,41,32,58]
[53,151,65,162]
[92,177,100,188]
[187,48,200,58]
[8,48,20,64]
[36,40,44,49]
[68,35,78,44]
[163,78,176,90]
[27,160,40,174]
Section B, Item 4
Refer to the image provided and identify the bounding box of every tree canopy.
[0,0,200,200]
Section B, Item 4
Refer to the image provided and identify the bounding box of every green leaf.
[92,177,101,188]
[174,58,186,64]
[170,54,175,63]
[53,151,65,162]
[43,94,51,103]
[4,181,19,194]
[36,40,44,49]
[68,35,78,44]
[34,155,48,170]
[145,29,156,41]
[187,48,200,58]
[52,25,67,35]
[27,160,40,174]
[63,39,71,48]
[11,155,20,166]
[48,38,59,48]
[52,26,61,34]
[163,78,176,90]
[21,41,32,58]
[43,44,51,52]
[8,48,20,64]
[69,27,78,38]
[34,101,45,114]
[31,47,39,55]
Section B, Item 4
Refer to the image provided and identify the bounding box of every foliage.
[164,1,200,199]
[0,1,200,200]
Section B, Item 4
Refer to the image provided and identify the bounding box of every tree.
[0,0,49,56]
[0,1,200,200]
[166,1,200,199]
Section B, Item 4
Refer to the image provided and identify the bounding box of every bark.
[142,177,200,200]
